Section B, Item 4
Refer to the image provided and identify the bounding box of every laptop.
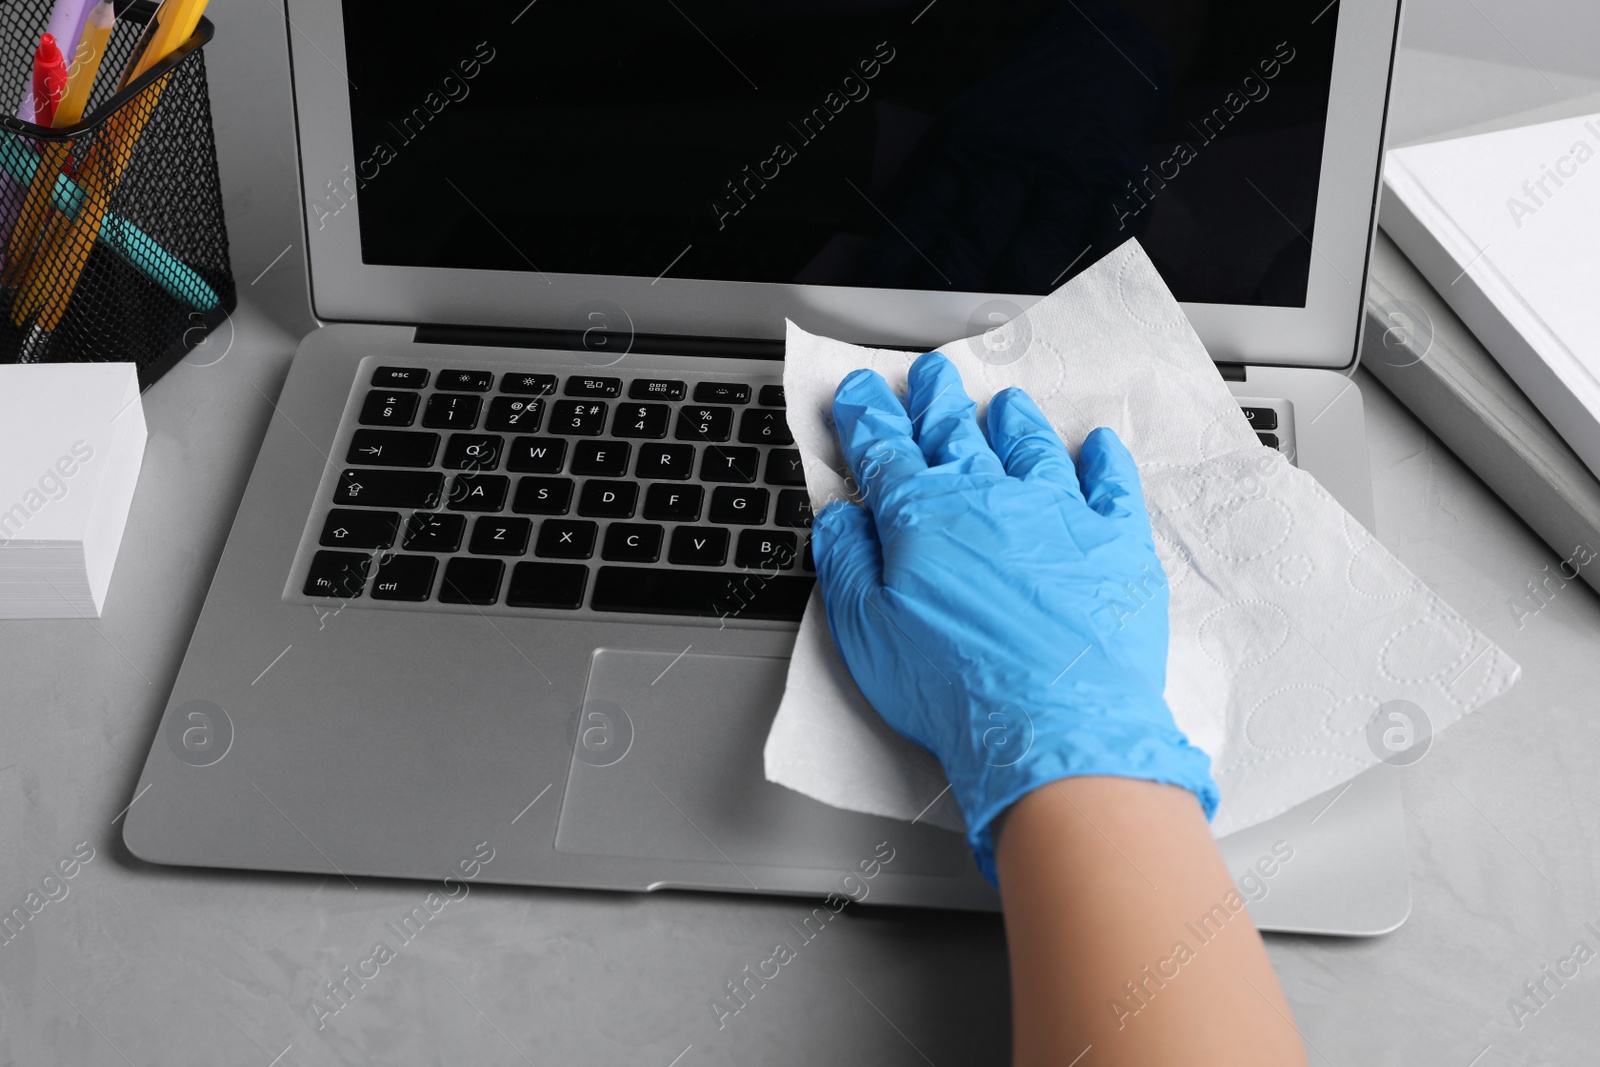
[124,0,1410,935]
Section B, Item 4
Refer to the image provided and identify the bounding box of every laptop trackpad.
[553,649,966,875]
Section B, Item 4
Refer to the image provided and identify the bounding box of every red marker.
[32,33,68,128]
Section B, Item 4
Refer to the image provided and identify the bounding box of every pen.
[15,0,97,123]
[31,34,68,128]
[4,4,117,286]
[0,0,97,275]
[12,0,212,349]
[57,0,115,125]
[120,0,209,89]
[0,131,219,311]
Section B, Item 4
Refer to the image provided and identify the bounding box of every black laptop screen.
[337,0,1338,306]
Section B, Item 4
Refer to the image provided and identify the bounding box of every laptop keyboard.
[292,357,1291,625]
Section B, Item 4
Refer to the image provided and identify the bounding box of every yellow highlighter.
[2,2,116,284]
[12,0,208,335]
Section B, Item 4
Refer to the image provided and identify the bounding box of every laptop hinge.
[413,324,786,361]
[1215,362,1245,381]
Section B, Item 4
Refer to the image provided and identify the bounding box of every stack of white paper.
[1383,114,1600,481]
[0,363,147,618]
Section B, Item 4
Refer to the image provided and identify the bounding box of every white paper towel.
[763,239,1521,838]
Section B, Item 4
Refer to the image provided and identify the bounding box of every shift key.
[334,469,443,508]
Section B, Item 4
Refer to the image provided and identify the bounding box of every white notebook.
[1383,114,1600,481]
[0,363,147,618]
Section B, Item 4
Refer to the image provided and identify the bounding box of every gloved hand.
[811,351,1218,884]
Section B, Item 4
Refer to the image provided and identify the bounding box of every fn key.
[304,551,370,598]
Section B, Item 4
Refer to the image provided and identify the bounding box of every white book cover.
[0,363,146,617]
[1383,114,1600,481]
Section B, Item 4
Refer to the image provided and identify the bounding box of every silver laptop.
[124,0,1410,934]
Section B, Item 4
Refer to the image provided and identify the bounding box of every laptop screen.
[341,0,1337,309]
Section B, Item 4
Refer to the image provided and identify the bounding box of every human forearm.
[996,776,1309,1067]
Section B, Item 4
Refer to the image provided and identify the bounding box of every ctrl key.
[304,550,371,598]
[371,554,438,601]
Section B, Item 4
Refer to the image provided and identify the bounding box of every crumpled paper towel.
[763,239,1520,837]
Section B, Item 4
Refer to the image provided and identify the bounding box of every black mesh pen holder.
[0,0,233,386]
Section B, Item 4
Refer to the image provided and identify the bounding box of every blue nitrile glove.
[811,351,1218,884]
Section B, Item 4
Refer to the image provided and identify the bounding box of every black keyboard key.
[701,446,759,483]
[738,408,793,445]
[347,429,439,468]
[443,433,504,471]
[506,436,567,473]
[675,405,733,442]
[775,489,814,528]
[470,516,532,555]
[536,519,598,559]
[802,536,814,572]
[403,512,465,552]
[602,523,664,563]
[612,403,670,439]
[636,443,695,480]
[629,378,686,401]
[335,469,443,509]
[439,557,504,605]
[512,476,574,515]
[570,439,631,477]
[371,554,438,601]
[643,483,703,522]
[447,473,509,511]
[359,390,419,427]
[737,530,798,570]
[437,369,494,391]
[709,486,768,524]
[693,381,751,404]
[303,550,371,598]
[668,526,729,566]
[765,449,806,486]
[551,400,609,435]
[758,384,785,406]
[506,562,588,609]
[320,508,400,549]
[578,480,638,518]
[565,375,622,398]
[1257,432,1280,449]
[372,366,428,389]
[592,567,815,621]
[501,372,558,395]
[1241,406,1278,430]
[485,396,543,433]
[423,393,482,430]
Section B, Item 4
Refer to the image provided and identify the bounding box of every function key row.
[373,366,561,395]
[369,368,785,407]
[359,391,790,444]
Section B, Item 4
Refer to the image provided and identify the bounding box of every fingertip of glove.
[833,368,885,406]
[909,350,952,379]
[988,387,1047,432]
[1084,424,1132,457]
